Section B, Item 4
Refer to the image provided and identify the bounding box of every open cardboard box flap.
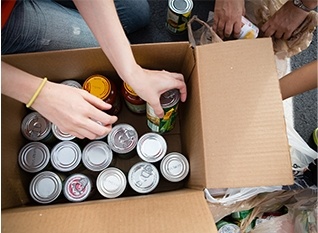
[2,39,293,233]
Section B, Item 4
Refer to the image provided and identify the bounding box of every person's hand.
[261,1,309,40]
[212,0,245,39]
[126,66,187,118]
[32,82,118,139]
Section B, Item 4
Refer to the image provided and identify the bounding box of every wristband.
[26,77,48,108]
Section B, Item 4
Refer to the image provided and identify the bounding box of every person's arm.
[1,61,118,139]
[73,0,187,118]
[212,0,245,39]
[279,60,317,100]
[261,0,318,40]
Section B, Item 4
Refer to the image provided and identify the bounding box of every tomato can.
[147,89,180,134]
[51,141,82,172]
[128,162,159,194]
[82,141,113,172]
[29,171,64,204]
[96,167,127,198]
[122,82,146,114]
[18,142,51,173]
[107,123,138,159]
[137,132,167,163]
[63,173,93,202]
[51,123,76,141]
[83,74,122,115]
[166,0,193,34]
[21,111,53,142]
[160,152,189,182]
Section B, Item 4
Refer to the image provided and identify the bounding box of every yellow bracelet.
[26,77,48,108]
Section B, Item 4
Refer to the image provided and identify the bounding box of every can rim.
[160,152,189,182]
[168,0,193,14]
[51,124,76,141]
[160,89,180,108]
[63,173,92,202]
[137,133,167,163]
[21,112,52,141]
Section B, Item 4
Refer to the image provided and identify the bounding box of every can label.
[239,16,259,39]
[166,0,193,34]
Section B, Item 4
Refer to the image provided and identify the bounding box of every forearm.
[73,0,140,84]
[280,60,317,100]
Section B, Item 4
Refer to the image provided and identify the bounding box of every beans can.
[51,141,82,172]
[128,162,159,194]
[63,173,93,202]
[83,74,122,115]
[96,167,127,198]
[29,171,64,204]
[82,141,113,172]
[122,82,146,114]
[166,0,193,34]
[137,132,167,163]
[61,79,82,88]
[147,89,180,134]
[160,152,189,182]
[107,123,138,159]
[51,123,76,141]
[18,142,51,173]
[21,111,53,142]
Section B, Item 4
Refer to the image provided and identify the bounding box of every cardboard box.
[1,38,293,233]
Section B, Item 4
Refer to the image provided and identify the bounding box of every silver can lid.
[107,123,138,154]
[137,133,167,163]
[169,0,193,15]
[128,162,159,193]
[160,89,180,108]
[52,123,76,141]
[61,80,82,88]
[160,152,189,182]
[96,167,127,198]
[63,173,92,202]
[21,112,52,141]
[18,142,50,173]
[51,141,82,172]
[29,171,62,204]
[82,141,113,172]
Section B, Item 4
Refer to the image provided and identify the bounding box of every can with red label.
[122,82,146,114]
[166,0,193,34]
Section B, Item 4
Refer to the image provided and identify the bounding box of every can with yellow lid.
[121,82,146,114]
[83,74,122,115]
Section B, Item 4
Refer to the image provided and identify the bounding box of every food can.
[63,173,93,202]
[231,209,253,221]
[160,152,189,182]
[166,0,193,34]
[107,123,138,159]
[18,142,51,173]
[61,79,82,88]
[29,171,63,204]
[83,74,122,115]
[137,132,167,163]
[51,141,82,172]
[96,167,127,198]
[128,162,160,194]
[121,82,146,114]
[21,111,53,142]
[216,220,241,233]
[239,16,259,39]
[51,123,76,141]
[147,89,180,134]
[82,141,113,172]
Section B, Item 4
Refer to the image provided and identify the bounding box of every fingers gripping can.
[166,0,193,34]
[147,89,180,134]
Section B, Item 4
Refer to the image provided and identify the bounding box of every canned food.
[18,142,51,173]
[231,209,253,221]
[147,89,180,134]
[216,220,241,233]
[166,0,193,34]
[239,16,259,39]
[29,171,63,204]
[83,74,122,115]
[82,141,113,172]
[121,82,146,114]
[128,162,160,194]
[51,123,76,141]
[160,152,189,182]
[51,141,82,172]
[96,167,127,198]
[63,173,93,202]
[61,79,82,88]
[137,132,167,163]
[107,123,138,159]
[21,112,53,142]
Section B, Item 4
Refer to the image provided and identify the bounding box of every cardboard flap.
[195,38,293,188]
[2,189,217,233]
